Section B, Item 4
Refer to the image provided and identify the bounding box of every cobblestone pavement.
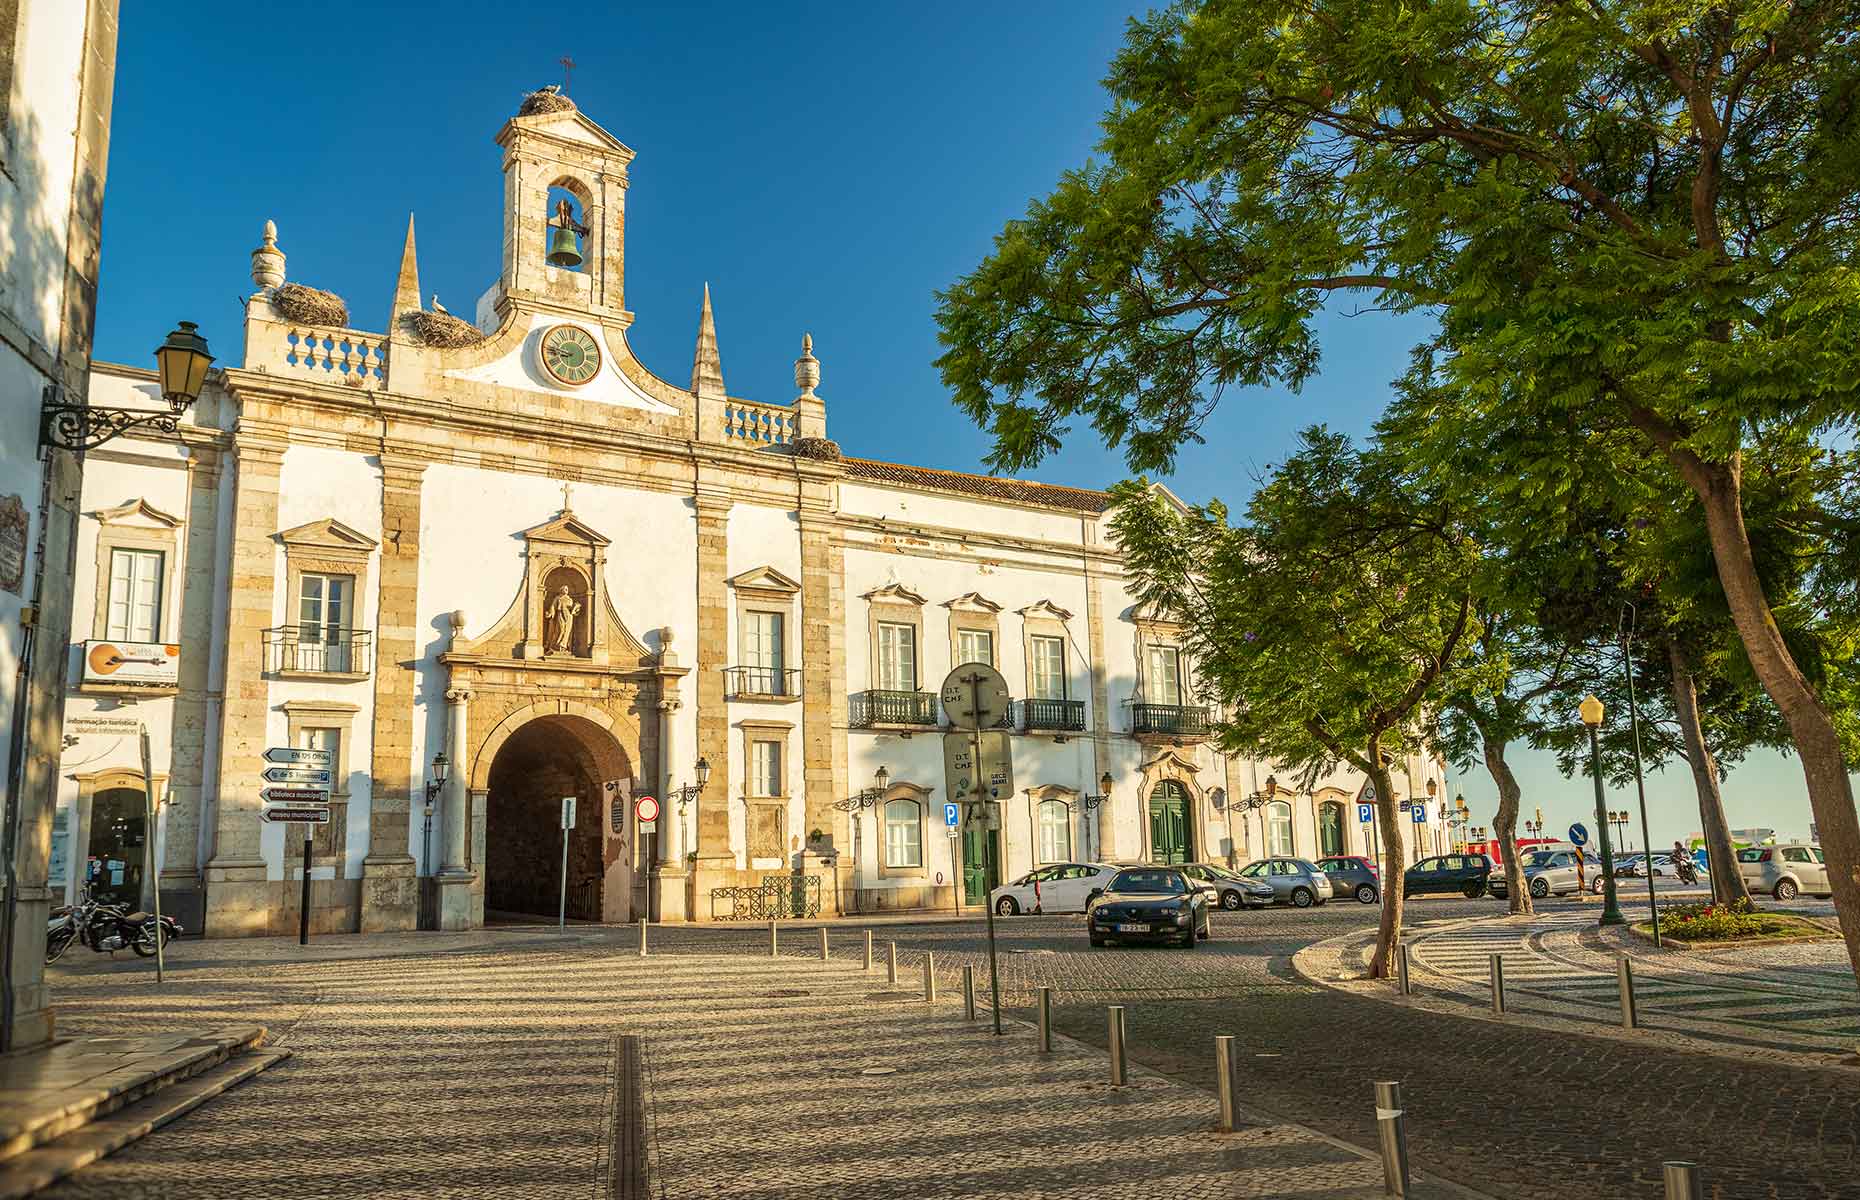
[38,895,1860,1199]
[655,896,1859,1199]
[1406,907,1858,1053]
[37,932,1464,1200]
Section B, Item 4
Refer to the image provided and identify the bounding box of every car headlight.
[1157,904,1181,916]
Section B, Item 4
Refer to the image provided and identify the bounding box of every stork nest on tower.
[270,282,349,327]
[401,310,486,348]
[518,87,577,116]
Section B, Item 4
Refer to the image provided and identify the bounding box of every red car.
[1316,855,1382,904]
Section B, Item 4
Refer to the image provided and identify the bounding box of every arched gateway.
[425,506,688,931]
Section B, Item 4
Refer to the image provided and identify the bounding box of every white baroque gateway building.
[56,96,1452,935]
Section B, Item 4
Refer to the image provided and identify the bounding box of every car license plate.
[1116,923,1149,933]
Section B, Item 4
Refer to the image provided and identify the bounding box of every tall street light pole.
[1619,604,1663,942]
[1579,695,1626,926]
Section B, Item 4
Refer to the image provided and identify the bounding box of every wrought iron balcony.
[1129,702,1210,739]
[263,627,373,677]
[724,666,801,698]
[1019,697,1086,733]
[849,689,940,730]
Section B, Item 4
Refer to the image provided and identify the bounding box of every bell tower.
[491,92,636,326]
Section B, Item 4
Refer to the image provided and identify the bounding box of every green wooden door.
[1148,783,1191,864]
[963,827,998,904]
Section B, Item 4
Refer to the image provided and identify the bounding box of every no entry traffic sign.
[635,795,660,823]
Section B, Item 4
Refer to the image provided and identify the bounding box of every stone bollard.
[887,941,898,985]
[1037,986,1052,1053]
[1489,953,1505,1015]
[1396,942,1414,996]
[769,919,778,958]
[1618,953,1638,1029]
[963,965,976,1020]
[638,918,648,958]
[1662,1162,1701,1200]
[924,951,937,1002]
[819,925,829,961]
[864,929,874,972]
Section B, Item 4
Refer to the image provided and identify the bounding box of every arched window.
[1037,799,1072,863]
[1266,800,1294,857]
[1318,801,1345,857]
[883,798,922,868]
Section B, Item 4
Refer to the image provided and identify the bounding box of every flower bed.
[1641,897,1831,943]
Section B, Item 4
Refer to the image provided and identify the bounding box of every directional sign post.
[261,806,331,824]
[940,663,1012,1037]
[264,746,332,767]
[559,797,576,931]
[263,766,331,786]
[262,786,328,805]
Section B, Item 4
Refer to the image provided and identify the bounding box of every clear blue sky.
[93,0,1832,848]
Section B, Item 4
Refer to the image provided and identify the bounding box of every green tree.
[1109,430,1483,977]
[935,0,1860,978]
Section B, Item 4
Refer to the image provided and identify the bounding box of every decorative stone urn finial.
[448,609,467,648]
[794,332,820,399]
[659,624,678,668]
[251,219,285,290]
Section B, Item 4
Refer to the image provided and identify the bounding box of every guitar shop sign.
[81,639,179,687]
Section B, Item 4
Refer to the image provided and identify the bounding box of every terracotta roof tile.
[841,457,1111,514]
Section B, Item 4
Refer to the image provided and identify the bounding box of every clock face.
[540,324,602,386]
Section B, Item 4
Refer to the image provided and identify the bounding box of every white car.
[1738,844,1832,900]
[990,863,1119,915]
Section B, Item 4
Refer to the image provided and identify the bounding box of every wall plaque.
[0,495,27,596]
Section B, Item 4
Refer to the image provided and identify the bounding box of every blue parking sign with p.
[943,802,960,829]
[1357,803,1373,823]
[1411,805,1427,824]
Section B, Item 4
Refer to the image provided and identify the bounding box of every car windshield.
[1109,869,1185,894]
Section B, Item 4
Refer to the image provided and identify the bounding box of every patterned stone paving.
[37,931,1459,1199]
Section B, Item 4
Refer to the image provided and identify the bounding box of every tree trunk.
[1366,758,1407,980]
[1480,733,1533,915]
[1665,639,1751,905]
[1681,459,1860,981]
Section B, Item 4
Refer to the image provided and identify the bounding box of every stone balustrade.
[721,399,796,445]
[278,325,389,388]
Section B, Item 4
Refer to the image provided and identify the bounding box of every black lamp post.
[1080,771,1113,859]
[421,750,449,876]
[41,321,215,450]
[1579,695,1626,926]
[668,756,713,865]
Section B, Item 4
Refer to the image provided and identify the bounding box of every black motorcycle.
[46,892,181,962]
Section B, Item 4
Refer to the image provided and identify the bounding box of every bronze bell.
[546,224,583,268]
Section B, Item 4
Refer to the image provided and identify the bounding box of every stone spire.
[250,219,285,290]
[690,283,726,397]
[390,213,421,328]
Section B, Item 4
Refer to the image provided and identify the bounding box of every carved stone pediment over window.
[1017,599,1074,622]
[727,565,801,598]
[447,507,652,668]
[861,582,926,606]
[277,517,378,577]
[941,591,1002,614]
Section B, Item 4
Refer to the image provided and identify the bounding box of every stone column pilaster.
[361,455,427,932]
[691,494,732,884]
[797,486,847,909]
[658,698,682,863]
[1083,527,1115,860]
[161,449,222,927]
[435,687,475,930]
[204,438,286,936]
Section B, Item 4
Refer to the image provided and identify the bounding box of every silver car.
[1234,857,1334,908]
[1488,849,1599,899]
[1737,844,1832,900]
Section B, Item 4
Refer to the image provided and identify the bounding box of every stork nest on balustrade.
[518,89,577,116]
[270,283,349,328]
[400,310,486,348]
[792,437,843,462]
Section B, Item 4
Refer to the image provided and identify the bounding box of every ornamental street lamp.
[421,750,449,881]
[1579,695,1626,926]
[831,766,889,914]
[668,756,712,864]
[41,321,215,450]
[1080,771,1113,860]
